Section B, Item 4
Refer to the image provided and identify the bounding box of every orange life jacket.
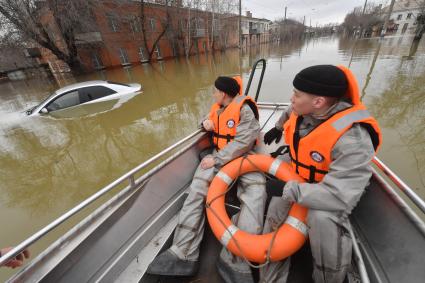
[283,65,382,183]
[209,76,259,150]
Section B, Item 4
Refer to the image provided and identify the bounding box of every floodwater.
[0,35,424,279]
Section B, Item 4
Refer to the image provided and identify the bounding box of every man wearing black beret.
[148,76,266,283]
[262,65,381,283]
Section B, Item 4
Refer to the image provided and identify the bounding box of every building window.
[212,19,219,31]
[171,43,178,57]
[150,18,156,31]
[154,45,162,59]
[138,46,148,62]
[407,13,413,19]
[195,18,205,29]
[178,19,187,31]
[92,53,104,69]
[118,48,130,65]
[397,14,402,20]
[130,16,141,33]
[107,14,119,32]
[194,40,199,53]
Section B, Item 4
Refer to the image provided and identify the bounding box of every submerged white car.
[26,81,141,116]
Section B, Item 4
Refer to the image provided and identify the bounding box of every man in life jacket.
[148,76,266,283]
[261,65,381,283]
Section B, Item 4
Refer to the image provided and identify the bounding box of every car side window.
[78,86,116,102]
[45,90,80,112]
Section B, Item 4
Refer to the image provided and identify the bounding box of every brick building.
[36,0,242,73]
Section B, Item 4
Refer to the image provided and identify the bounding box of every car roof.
[55,80,110,95]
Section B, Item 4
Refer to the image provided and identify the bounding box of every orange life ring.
[206,154,308,263]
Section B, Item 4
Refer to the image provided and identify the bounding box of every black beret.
[293,65,348,97]
[214,76,240,97]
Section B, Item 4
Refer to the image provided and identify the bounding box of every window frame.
[138,46,148,62]
[118,48,131,65]
[92,53,104,69]
[107,14,119,32]
[149,18,156,31]
[130,16,141,33]
[154,45,162,59]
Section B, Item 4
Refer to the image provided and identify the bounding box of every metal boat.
[3,60,425,283]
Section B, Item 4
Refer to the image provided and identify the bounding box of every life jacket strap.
[288,150,328,183]
[212,132,235,142]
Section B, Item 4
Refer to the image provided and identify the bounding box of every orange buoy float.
[206,154,308,263]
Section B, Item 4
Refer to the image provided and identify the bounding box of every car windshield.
[40,92,58,106]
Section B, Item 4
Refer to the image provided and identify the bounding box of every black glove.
[264,127,283,145]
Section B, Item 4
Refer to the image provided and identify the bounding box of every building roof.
[227,15,272,23]
[382,0,423,13]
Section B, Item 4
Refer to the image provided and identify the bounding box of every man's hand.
[0,247,30,269]
[202,119,215,131]
[200,156,215,169]
[263,127,283,145]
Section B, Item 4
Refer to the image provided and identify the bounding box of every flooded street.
[1,35,424,279]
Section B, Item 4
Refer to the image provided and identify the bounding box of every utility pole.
[284,6,287,22]
[362,0,368,14]
[211,0,215,50]
[239,0,242,48]
[309,18,312,36]
[358,0,368,38]
[381,0,396,37]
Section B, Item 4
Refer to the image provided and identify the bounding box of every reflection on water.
[368,70,425,190]
[1,35,425,279]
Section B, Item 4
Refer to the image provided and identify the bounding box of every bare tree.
[0,0,98,73]
[139,0,172,62]
[342,3,383,37]
[272,18,305,41]
[212,0,238,50]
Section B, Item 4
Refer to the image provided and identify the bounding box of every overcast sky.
[243,0,389,25]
